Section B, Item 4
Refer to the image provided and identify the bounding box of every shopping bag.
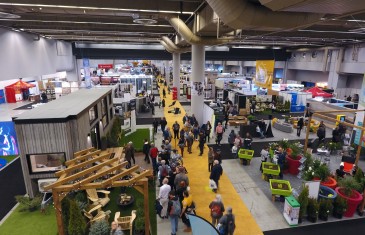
[231,146,238,154]
[209,179,217,189]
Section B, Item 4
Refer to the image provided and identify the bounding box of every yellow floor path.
[158,80,263,235]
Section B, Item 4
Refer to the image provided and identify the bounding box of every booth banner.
[255,60,274,89]
[83,58,91,89]
[354,121,365,147]
[191,81,204,96]
[360,74,365,107]
[98,64,113,69]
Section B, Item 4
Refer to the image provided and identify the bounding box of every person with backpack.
[158,160,169,187]
[210,160,223,193]
[168,191,181,235]
[218,207,236,235]
[158,178,171,219]
[209,194,225,226]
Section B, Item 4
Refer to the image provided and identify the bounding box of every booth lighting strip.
[0,3,194,15]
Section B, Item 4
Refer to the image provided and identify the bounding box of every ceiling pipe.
[160,41,190,54]
[168,17,233,45]
[205,0,324,30]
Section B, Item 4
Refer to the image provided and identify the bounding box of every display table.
[270,179,292,201]
[283,196,300,226]
[29,94,40,102]
[237,149,254,165]
[273,121,293,133]
[262,162,280,179]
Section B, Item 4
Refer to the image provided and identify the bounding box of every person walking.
[297,117,304,137]
[162,99,166,108]
[215,122,224,146]
[160,117,167,132]
[162,88,166,98]
[172,121,180,139]
[260,146,269,172]
[198,130,206,156]
[209,194,225,227]
[218,207,236,235]
[149,143,159,175]
[158,178,171,219]
[167,191,181,235]
[142,139,151,163]
[152,118,159,134]
[208,147,214,172]
[210,160,223,193]
[228,130,236,148]
[178,136,185,158]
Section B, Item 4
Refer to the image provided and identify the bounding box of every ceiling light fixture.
[0,11,20,18]
[0,3,194,14]
[232,45,267,49]
[133,18,158,25]
[299,29,365,35]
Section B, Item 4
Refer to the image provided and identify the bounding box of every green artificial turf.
[120,128,151,151]
[1,155,18,163]
[0,205,57,235]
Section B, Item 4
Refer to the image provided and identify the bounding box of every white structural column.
[191,44,205,124]
[173,53,181,99]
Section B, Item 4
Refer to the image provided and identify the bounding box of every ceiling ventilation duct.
[205,0,324,30]
[0,11,20,19]
[168,17,233,45]
[160,37,190,53]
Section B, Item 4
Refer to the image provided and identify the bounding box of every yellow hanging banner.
[255,60,275,89]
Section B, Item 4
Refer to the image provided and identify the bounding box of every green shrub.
[318,199,333,219]
[68,199,86,235]
[297,186,309,220]
[61,197,71,235]
[354,168,365,192]
[74,191,87,203]
[333,196,347,215]
[15,195,42,212]
[307,198,319,218]
[89,220,110,235]
[338,177,362,196]
[314,164,330,182]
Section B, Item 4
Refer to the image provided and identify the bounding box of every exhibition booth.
[4,80,36,103]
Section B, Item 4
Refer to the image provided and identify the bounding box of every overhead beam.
[66,149,101,166]
[57,152,108,176]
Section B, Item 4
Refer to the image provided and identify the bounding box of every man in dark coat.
[210,160,223,193]
[152,119,159,134]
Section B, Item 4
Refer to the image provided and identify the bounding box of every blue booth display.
[0,89,5,104]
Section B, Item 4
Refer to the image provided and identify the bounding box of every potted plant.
[318,199,333,221]
[318,185,337,201]
[285,143,302,175]
[336,177,363,217]
[297,186,309,223]
[312,163,337,190]
[89,220,110,235]
[307,198,319,223]
[333,195,347,219]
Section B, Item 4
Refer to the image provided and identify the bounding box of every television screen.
[0,121,19,157]
[26,152,66,174]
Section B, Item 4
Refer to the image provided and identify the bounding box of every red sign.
[98,64,113,69]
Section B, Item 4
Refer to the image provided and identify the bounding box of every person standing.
[167,191,180,235]
[149,143,159,175]
[150,102,155,115]
[218,207,236,235]
[260,146,269,172]
[205,121,212,142]
[124,142,135,168]
[243,133,252,150]
[228,130,236,148]
[174,166,189,193]
[162,88,166,98]
[297,117,304,137]
[277,147,286,179]
[142,139,151,163]
[162,99,166,108]
[152,119,159,134]
[160,117,167,132]
[215,122,224,146]
[209,194,225,227]
[158,160,169,186]
[110,221,124,235]
[181,190,194,232]
[172,121,180,139]
[178,136,185,158]
[186,131,194,154]
[317,124,326,145]
[256,125,265,139]
[158,178,171,219]
[210,160,223,193]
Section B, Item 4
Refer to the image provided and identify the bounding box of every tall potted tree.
[318,199,333,221]
[307,198,319,223]
[336,177,363,217]
[297,186,309,223]
[333,195,348,219]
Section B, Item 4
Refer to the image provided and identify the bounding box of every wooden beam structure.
[45,148,151,235]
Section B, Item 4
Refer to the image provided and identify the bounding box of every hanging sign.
[255,60,275,89]
[98,64,113,69]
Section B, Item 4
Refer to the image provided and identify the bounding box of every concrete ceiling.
[0,0,365,49]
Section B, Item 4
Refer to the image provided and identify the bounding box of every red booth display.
[305,87,332,98]
[5,80,36,103]
[172,87,177,100]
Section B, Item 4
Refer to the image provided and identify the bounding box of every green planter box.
[262,162,280,176]
[269,179,292,197]
[237,149,254,160]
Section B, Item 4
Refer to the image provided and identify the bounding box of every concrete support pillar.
[191,45,205,124]
[173,53,181,99]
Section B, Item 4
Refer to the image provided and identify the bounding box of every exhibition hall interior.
[2,1,365,235]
